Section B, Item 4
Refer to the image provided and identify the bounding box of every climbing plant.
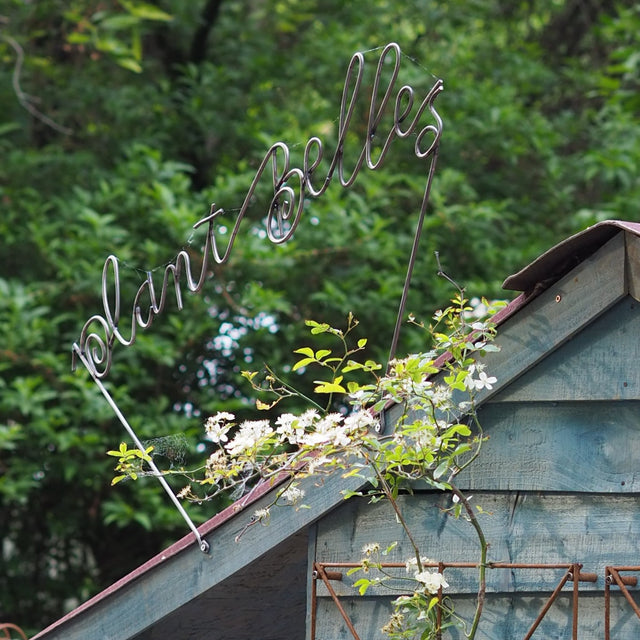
[111,292,503,638]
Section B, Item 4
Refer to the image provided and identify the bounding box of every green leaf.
[99,14,141,30]
[313,376,346,394]
[119,1,173,21]
[382,541,398,555]
[433,460,449,480]
[116,57,143,73]
[67,32,92,44]
[353,578,371,595]
[292,357,314,371]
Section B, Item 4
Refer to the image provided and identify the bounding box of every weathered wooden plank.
[491,297,640,402]
[315,492,640,595]
[457,400,640,492]
[314,592,640,640]
[477,231,626,401]
[381,233,627,431]
[37,465,367,640]
[306,523,318,640]
[132,532,308,640]
[626,232,640,302]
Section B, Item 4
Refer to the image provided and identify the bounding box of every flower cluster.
[193,406,380,505]
[414,570,449,595]
[110,297,501,640]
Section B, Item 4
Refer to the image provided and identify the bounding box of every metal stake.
[73,344,210,554]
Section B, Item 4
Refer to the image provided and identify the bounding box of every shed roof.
[32,219,640,639]
[502,219,640,293]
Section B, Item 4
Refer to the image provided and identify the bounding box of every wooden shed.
[33,220,640,639]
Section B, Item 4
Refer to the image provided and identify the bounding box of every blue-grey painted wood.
[626,233,640,302]
[315,492,640,595]
[313,592,640,639]
[457,400,640,492]
[475,231,625,403]
[35,466,367,640]
[492,297,640,402]
[306,523,318,640]
[381,232,627,431]
[131,532,308,640]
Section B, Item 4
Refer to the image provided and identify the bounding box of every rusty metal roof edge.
[502,220,640,293]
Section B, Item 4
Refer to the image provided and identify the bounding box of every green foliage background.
[0,0,638,633]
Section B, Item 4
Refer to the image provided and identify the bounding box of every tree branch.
[2,34,73,135]
[190,0,225,64]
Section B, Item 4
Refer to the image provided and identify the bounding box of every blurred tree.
[0,0,638,633]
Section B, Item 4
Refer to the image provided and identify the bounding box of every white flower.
[253,507,270,522]
[205,412,235,443]
[344,410,378,433]
[430,385,452,407]
[298,409,320,428]
[280,485,305,505]
[414,570,449,594]
[405,556,433,573]
[225,419,272,456]
[362,542,380,556]
[303,413,350,447]
[275,413,305,444]
[475,370,497,390]
[465,367,497,391]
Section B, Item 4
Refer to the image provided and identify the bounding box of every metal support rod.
[606,568,640,618]
[388,145,440,366]
[522,570,572,640]
[314,560,594,639]
[73,344,210,555]
[605,567,611,640]
[436,560,444,640]
[314,564,362,640]
[310,567,318,640]
[572,564,579,640]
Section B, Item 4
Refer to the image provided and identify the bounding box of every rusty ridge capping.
[311,562,597,640]
[604,566,640,640]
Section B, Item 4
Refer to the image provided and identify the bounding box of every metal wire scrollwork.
[71,42,443,553]
[73,42,443,379]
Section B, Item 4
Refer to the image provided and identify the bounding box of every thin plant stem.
[449,481,487,640]
[370,459,424,572]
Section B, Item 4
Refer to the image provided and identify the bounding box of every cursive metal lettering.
[73,43,443,378]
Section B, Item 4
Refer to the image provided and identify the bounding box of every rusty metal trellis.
[604,566,640,639]
[0,624,27,640]
[311,561,597,640]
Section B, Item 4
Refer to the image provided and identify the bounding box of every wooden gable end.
[311,229,640,639]
[34,225,640,640]
[33,466,366,640]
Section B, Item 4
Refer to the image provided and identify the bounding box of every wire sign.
[72,42,444,551]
